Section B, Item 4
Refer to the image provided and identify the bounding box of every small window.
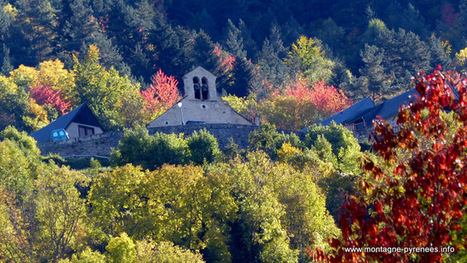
[79,125,95,137]
[51,129,68,142]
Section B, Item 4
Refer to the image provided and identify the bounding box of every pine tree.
[359,44,387,100]
[238,19,256,58]
[190,30,220,74]
[254,25,290,98]
[14,0,58,63]
[62,0,101,52]
[125,0,157,81]
[223,19,246,59]
[0,44,13,75]
[429,35,453,70]
[82,31,131,76]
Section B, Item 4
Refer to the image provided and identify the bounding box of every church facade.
[147,67,253,128]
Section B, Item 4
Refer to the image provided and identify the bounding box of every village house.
[31,103,104,143]
[312,86,459,138]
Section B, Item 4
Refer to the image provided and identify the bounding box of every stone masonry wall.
[37,124,261,158]
[37,131,123,158]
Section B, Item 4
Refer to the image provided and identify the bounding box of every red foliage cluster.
[317,69,466,262]
[29,84,71,115]
[285,79,352,117]
[141,69,179,115]
[213,45,235,72]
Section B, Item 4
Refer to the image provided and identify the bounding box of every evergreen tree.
[0,44,13,75]
[223,19,246,59]
[63,0,101,52]
[238,19,256,58]
[429,35,453,70]
[190,30,220,74]
[254,25,290,98]
[359,44,387,100]
[13,0,58,64]
[359,26,431,99]
[125,0,159,81]
[0,0,12,38]
[145,12,190,83]
[221,19,255,97]
[82,31,131,76]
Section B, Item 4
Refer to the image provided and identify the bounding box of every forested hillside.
[1,0,467,132]
[0,1,466,262]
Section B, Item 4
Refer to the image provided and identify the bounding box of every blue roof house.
[312,86,459,137]
[31,104,104,143]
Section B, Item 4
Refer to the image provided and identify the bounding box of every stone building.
[147,67,253,128]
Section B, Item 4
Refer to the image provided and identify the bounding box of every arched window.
[201,77,209,100]
[193,77,201,99]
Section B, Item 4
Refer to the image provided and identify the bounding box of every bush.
[186,129,220,165]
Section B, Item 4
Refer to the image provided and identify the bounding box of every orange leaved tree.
[141,69,179,120]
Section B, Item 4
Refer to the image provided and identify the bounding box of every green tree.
[1,44,13,75]
[286,35,335,84]
[359,44,388,100]
[136,240,205,263]
[0,136,37,202]
[186,129,220,165]
[253,25,290,99]
[106,232,136,263]
[34,165,89,262]
[360,26,432,99]
[0,185,34,262]
[87,164,149,238]
[210,151,338,262]
[248,124,304,159]
[111,127,191,170]
[59,0,101,56]
[304,122,363,175]
[13,0,58,64]
[69,247,106,263]
[72,45,144,130]
[0,75,30,131]
[146,164,237,261]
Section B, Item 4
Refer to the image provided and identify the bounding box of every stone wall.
[37,124,261,158]
[148,124,260,149]
[37,131,123,158]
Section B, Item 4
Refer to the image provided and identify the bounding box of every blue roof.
[302,85,460,132]
[300,97,375,132]
[319,97,375,126]
[348,88,419,125]
[30,104,104,143]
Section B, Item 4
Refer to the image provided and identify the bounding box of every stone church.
[147,67,253,127]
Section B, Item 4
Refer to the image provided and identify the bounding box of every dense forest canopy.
[1,0,466,132]
[0,1,466,262]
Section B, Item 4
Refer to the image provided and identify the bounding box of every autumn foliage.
[285,79,352,117]
[29,84,71,115]
[141,69,180,118]
[317,69,466,262]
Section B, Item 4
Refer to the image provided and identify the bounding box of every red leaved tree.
[285,78,352,118]
[141,69,179,118]
[317,69,466,262]
[214,45,235,72]
[29,84,71,115]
